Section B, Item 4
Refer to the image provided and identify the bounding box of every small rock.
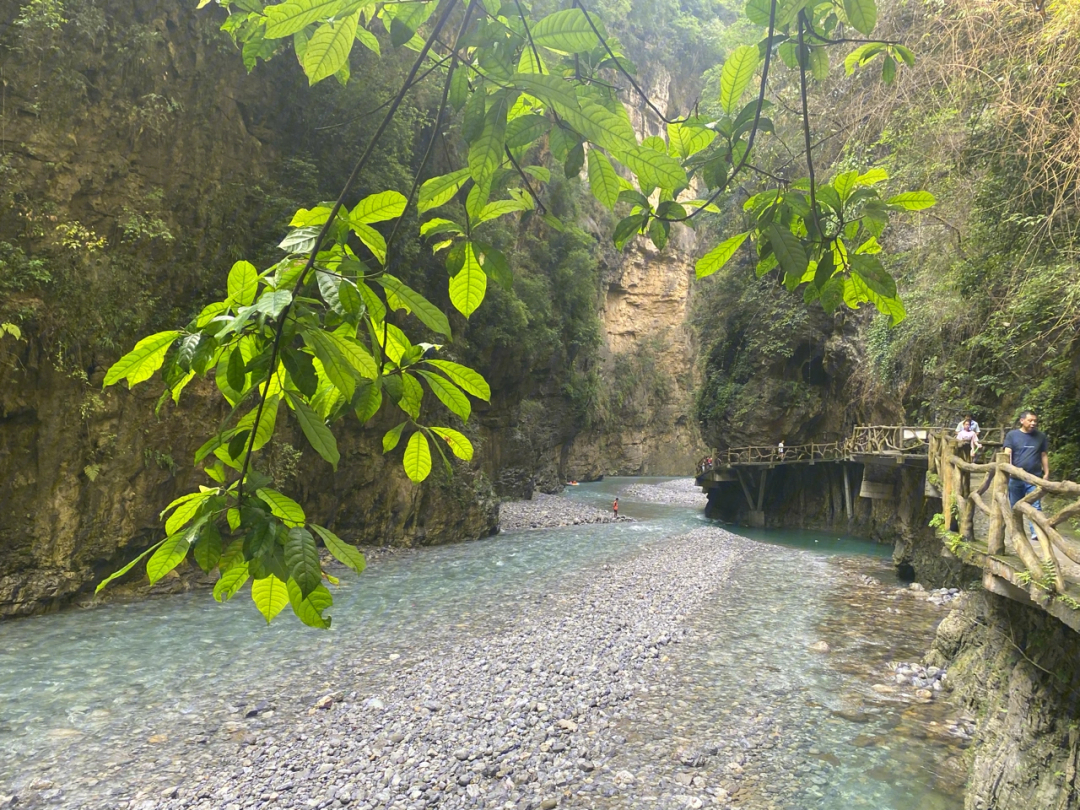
[809,641,830,653]
[540,799,558,810]
[314,695,335,710]
[557,719,578,732]
[577,759,595,772]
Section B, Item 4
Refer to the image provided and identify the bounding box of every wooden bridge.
[696,425,1080,632]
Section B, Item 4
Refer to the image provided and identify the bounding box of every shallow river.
[0,478,966,808]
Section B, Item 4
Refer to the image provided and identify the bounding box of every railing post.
[940,433,956,531]
[958,446,974,541]
[987,452,1009,555]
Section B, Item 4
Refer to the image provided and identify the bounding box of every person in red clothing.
[613,497,619,519]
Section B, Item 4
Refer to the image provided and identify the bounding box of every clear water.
[0,478,964,808]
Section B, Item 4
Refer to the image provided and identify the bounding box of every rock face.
[926,593,1080,810]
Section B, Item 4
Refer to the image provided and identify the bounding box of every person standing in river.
[612,497,619,519]
[1003,410,1050,541]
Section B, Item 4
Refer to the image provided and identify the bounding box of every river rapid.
[0,477,970,810]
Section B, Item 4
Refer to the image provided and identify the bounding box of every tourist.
[955,414,981,436]
[1003,410,1050,541]
[612,497,619,519]
[777,440,785,461]
[955,418,981,454]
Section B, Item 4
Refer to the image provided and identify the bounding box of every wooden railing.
[717,440,847,465]
[934,431,1080,613]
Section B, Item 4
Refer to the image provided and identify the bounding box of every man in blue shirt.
[1003,410,1050,540]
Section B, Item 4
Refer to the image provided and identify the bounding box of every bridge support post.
[987,451,1009,555]
[842,464,853,519]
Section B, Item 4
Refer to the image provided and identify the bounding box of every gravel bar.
[498,492,615,531]
[618,478,706,508]
[150,527,745,810]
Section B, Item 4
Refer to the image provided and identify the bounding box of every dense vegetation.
[693,0,1080,480]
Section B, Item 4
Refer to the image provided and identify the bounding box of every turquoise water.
[0,478,962,808]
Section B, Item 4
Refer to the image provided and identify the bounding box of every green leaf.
[352,222,387,264]
[886,191,936,210]
[565,101,637,155]
[285,527,322,598]
[355,23,380,56]
[356,280,387,322]
[384,0,434,47]
[350,190,407,225]
[620,146,687,191]
[834,170,859,202]
[398,373,423,419]
[881,54,896,84]
[287,579,333,629]
[418,370,470,421]
[95,539,165,594]
[587,150,620,210]
[251,574,290,623]
[667,122,716,159]
[304,329,357,399]
[253,289,294,319]
[256,487,306,527]
[720,45,759,116]
[164,490,211,535]
[856,168,889,186]
[376,275,451,336]
[147,526,197,584]
[263,0,347,38]
[613,213,646,250]
[843,0,877,35]
[287,390,340,469]
[193,523,222,573]
[311,524,366,574]
[418,168,470,214]
[419,218,462,238]
[475,243,513,291]
[303,12,358,85]
[808,46,829,81]
[354,378,382,423]
[228,260,259,307]
[469,93,509,191]
[844,42,884,75]
[383,421,406,453]
[843,272,906,324]
[505,114,550,148]
[850,254,897,298]
[767,223,808,283]
[530,8,596,54]
[745,0,772,25]
[475,198,530,225]
[430,426,474,461]
[403,431,432,482]
[423,359,489,399]
[893,44,916,67]
[103,331,181,388]
[330,329,379,379]
[449,242,487,317]
[696,232,750,278]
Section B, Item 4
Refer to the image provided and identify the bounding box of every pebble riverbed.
[2,479,970,810]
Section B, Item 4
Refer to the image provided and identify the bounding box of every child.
[956,418,982,455]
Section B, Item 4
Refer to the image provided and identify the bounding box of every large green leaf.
[376,275,451,336]
[474,198,531,225]
[403,431,432,483]
[767,223,809,283]
[505,114,550,148]
[311,524,366,573]
[352,222,387,264]
[234,395,280,453]
[228,260,259,307]
[468,94,509,191]
[263,0,348,38]
[164,490,211,536]
[383,0,434,47]
[587,150,620,210]
[696,232,750,278]
[95,539,165,594]
[398,372,423,420]
[850,254,897,298]
[287,579,332,629]
[304,329,357,400]
[843,272,906,324]
[251,574,290,623]
[253,289,293,319]
[147,526,197,584]
[563,101,637,154]
[843,0,877,35]
[350,190,407,225]
[449,242,487,317]
[104,331,180,388]
[886,191,936,210]
[256,487,306,527]
[193,523,223,573]
[430,426,474,461]
[667,122,716,159]
[303,12,358,85]
[511,73,581,118]
[424,359,491,400]
[383,421,406,453]
[327,330,378,379]
[213,557,249,602]
[720,45,759,115]
[285,527,322,598]
[620,146,687,191]
[418,168,470,214]
[418,370,470,421]
[354,378,382,423]
[530,8,597,54]
[287,390,340,469]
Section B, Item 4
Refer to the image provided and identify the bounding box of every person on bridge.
[955,414,981,436]
[955,418,982,454]
[1003,410,1050,541]
[777,441,785,461]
